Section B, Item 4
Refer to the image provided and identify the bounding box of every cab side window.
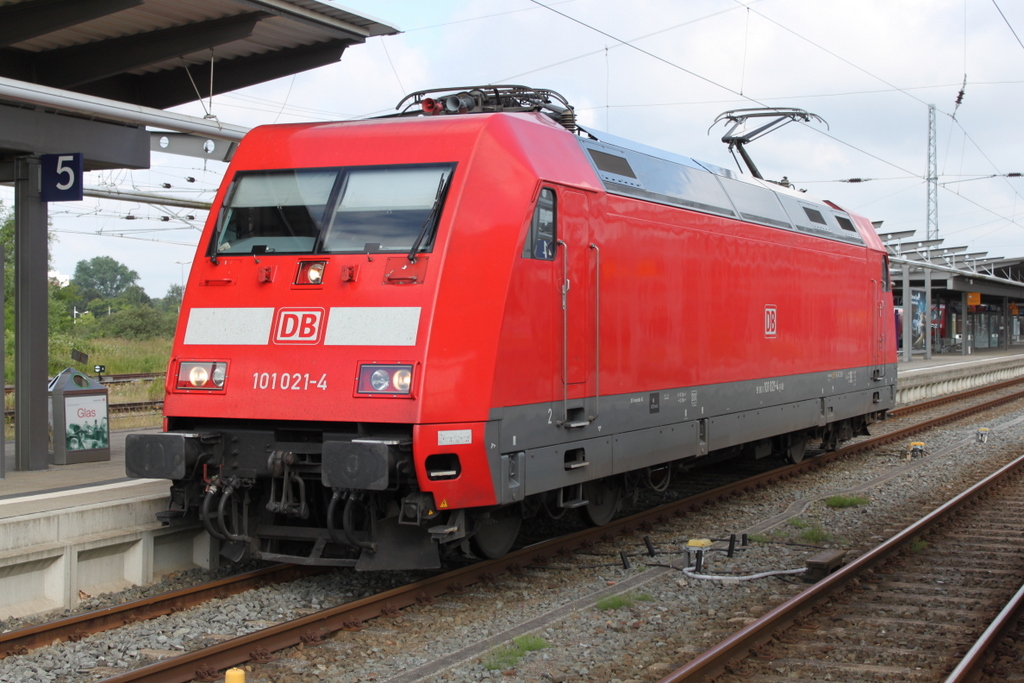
[522,188,556,260]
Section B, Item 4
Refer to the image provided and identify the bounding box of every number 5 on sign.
[40,153,84,202]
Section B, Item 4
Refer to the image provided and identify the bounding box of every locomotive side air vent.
[802,207,827,225]
[589,149,637,178]
[835,215,857,232]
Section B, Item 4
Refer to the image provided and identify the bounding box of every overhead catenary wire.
[991,0,1024,53]
[527,0,920,180]
[529,0,1024,234]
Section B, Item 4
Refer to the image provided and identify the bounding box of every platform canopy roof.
[0,0,396,110]
[879,230,1024,299]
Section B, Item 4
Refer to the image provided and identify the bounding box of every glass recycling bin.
[48,367,110,465]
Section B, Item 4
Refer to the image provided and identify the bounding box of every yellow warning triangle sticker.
[439,499,448,508]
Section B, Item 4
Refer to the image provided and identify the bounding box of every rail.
[85,384,1024,683]
[658,427,1024,682]
[4,373,164,394]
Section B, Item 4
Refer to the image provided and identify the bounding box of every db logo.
[764,305,778,338]
[274,308,325,344]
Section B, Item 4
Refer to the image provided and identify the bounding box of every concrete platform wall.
[0,491,213,619]
[896,354,1024,404]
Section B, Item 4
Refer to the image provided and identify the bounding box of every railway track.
[3,372,164,394]
[3,380,1023,682]
[0,565,327,659]
[662,450,1024,683]
[3,400,162,420]
[24,384,1024,683]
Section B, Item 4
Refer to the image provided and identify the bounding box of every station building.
[882,230,1024,359]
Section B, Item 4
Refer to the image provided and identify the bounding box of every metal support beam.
[0,0,142,48]
[962,291,968,356]
[902,263,911,363]
[14,156,48,471]
[926,104,938,240]
[0,102,150,170]
[34,12,266,89]
[1004,297,1010,350]
[924,267,932,360]
[1,243,4,479]
[78,39,350,110]
[0,75,248,142]
[151,132,237,163]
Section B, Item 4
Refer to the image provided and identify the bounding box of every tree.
[94,305,176,339]
[164,283,183,306]
[0,201,81,378]
[72,256,140,303]
[153,283,183,314]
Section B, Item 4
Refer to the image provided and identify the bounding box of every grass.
[596,592,654,611]
[825,495,870,509]
[747,533,770,544]
[799,526,833,543]
[4,350,169,438]
[481,635,549,671]
[71,337,173,375]
[910,538,928,552]
[785,518,833,543]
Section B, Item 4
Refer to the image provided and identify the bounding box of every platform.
[895,346,1024,403]
[0,428,211,619]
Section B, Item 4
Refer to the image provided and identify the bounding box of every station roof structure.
[0,0,397,473]
[879,229,1024,299]
[0,0,396,110]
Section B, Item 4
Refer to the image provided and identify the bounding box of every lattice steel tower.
[926,104,939,240]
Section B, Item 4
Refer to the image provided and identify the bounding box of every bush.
[92,305,177,340]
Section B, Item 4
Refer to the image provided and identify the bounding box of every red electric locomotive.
[127,86,896,569]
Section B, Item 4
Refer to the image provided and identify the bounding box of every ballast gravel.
[3,397,1024,683]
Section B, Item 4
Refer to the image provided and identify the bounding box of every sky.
[5,0,1024,298]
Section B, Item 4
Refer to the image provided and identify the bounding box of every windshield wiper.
[407,171,452,263]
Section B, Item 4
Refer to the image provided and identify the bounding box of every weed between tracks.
[481,634,550,670]
[595,592,654,611]
[824,494,871,508]
[786,518,834,544]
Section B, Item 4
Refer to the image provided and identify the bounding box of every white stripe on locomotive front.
[183,306,422,346]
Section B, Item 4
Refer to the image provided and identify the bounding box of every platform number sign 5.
[764,305,778,338]
[40,153,84,202]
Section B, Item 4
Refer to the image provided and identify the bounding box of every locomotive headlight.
[177,361,229,391]
[392,368,412,392]
[370,369,390,391]
[189,365,208,386]
[295,260,327,285]
[357,364,414,396]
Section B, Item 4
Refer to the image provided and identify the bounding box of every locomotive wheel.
[470,506,522,559]
[581,478,622,526]
[787,431,808,464]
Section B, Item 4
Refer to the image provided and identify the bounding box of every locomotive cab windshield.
[212,163,455,256]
